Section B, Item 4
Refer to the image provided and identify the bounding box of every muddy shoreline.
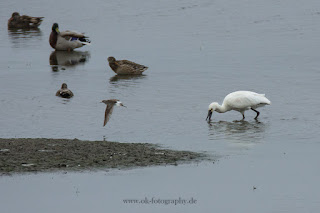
[0,138,207,174]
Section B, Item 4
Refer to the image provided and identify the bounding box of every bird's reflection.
[208,120,268,144]
[107,75,147,94]
[109,74,146,82]
[8,28,42,47]
[49,51,90,71]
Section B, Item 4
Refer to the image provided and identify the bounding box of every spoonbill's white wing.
[224,91,271,110]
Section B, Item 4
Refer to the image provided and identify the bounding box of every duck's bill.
[206,110,212,121]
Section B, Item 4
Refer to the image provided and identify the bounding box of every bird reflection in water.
[208,120,268,145]
[49,51,90,71]
[108,75,147,94]
[8,28,42,48]
[109,74,146,82]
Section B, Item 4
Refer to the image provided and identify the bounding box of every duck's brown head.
[107,57,116,63]
[61,83,68,89]
[11,12,20,19]
[101,100,109,105]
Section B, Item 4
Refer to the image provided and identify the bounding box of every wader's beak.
[206,110,212,121]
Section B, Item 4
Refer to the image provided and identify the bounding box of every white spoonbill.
[206,91,271,121]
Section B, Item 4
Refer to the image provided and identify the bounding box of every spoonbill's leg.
[241,112,245,120]
[251,108,260,119]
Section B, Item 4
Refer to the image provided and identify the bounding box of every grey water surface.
[1,0,320,212]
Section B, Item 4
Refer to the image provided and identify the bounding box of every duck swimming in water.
[107,57,148,75]
[8,12,43,29]
[56,83,74,98]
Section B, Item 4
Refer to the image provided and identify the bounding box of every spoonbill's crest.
[206,91,271,121]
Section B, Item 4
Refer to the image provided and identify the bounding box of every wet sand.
[0,138,207,174]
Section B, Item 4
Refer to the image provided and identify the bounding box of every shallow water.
[1,0,320,212]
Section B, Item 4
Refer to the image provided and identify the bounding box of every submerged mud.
[0,138,207,174]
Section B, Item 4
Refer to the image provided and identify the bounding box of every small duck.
[49,23,91,51]
[8,12,43,29]
[107,57,148,75]
[56,83,74,98]
[101,99,126,126]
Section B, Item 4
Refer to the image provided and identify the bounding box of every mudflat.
[0,138,206,174]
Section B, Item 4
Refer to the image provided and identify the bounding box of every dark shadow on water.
[208,120,268,143]
[8,28,43,47]
[49,51,90,71]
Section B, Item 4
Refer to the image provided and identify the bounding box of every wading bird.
[206,91,271,121]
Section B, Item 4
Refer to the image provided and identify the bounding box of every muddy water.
[1,0,320,212]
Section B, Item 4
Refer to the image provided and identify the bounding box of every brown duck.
[56,83,74,98]
[101,99,126,126]
[108,57,148,75]
[8,12,43,29]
